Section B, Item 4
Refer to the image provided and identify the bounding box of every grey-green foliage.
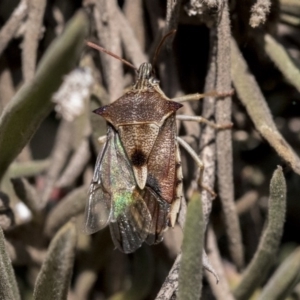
[0,221,77,300]
[0,226,20,300]
[33,222,77,300]
[233,166,287,300]
[178,192,204,300]
[258,247,300,300]
[0,11,88,181]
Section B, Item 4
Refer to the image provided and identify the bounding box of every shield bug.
[84,40,232,253]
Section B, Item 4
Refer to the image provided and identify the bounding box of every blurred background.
[0,0,300,299]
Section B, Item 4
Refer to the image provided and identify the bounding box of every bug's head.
[134,62,159,90]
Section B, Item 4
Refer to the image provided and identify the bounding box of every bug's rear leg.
[176,115,233,129]
[176,136,216,198]
[171,90,234,103]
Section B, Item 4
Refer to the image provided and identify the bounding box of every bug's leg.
[171,90,234,103]
[177,136,216,198]
[176,115,233,129]
[169,141,183,228]
[97,135,107,144]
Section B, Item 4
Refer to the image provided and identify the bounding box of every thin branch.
[116,7,147,67]
[231,37,300,175]
[44,185,87,237]
[206,227,235,300]
[93,0,124,102]
[264,33,300,93]
[216,0,244,269]
[0,58,15,111]
[22,0,47,81]
[56,138,90,188]
[123,0,147,51]
[156,254,181,300]
[164,0,182,49]
[41,120,73,206]
[0,0,28,57]
[10,177,40,214]
[5,239,45,266]
[235,191,259,215]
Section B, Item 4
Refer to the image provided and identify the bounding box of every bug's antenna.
[86,41,138,71]
[152,30,177,68]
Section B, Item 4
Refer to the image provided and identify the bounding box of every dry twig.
[93,0,124,102]
[22,0,47,81]
[0,0,28,57]
[216,1,244,269]
[231,37,300,175]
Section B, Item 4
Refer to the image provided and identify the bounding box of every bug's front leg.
[176,136,216,198]
[171,90,234,103]
[176,115,233,129]
[97,135,107,144]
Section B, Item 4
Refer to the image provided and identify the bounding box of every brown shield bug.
[84,39,232,253]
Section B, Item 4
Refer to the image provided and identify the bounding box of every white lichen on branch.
[249,0,271,28]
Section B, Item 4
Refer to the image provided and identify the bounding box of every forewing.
[84,127,115,234]
[109,130,152,253]
[109,190,152,253]
[146,115,178,203]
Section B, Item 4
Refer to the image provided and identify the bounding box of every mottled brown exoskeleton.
[84,43,232,253]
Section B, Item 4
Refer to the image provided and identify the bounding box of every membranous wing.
[84,125,115,234]
[85,125,152,253]
[142,187,170,245]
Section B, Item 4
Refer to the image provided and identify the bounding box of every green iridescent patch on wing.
[85,124,174,253]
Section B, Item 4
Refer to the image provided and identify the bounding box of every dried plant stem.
[206,227,235,300]
[231,37,300,175]
[0,59,15,110]
[44,185,87,237]
[233,166,287,300]
[11,177,40,214]
[280,0,300,7]
[22,0,47,81]
[164,0,182,48]
[123,0,146,50]
[0,0,28,57]
[5,239,45,266]
[41,120,73,205]
[56,138,90,188]
[8,159,50,178]
[264,33,300,93]
[280,13,300,26]
[235,191,258,215]
[94,0,123,102]
[155,254,181,300]
[199,29,217,230]
[116,7,147,67]
[216,1,244,269]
